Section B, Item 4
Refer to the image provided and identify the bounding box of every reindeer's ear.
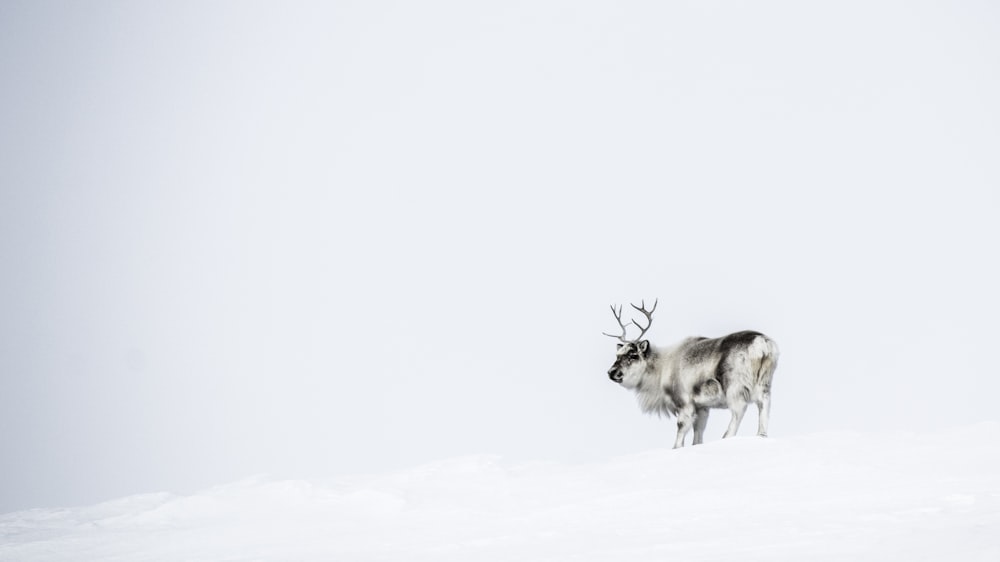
[637,340,650,355]
[617,343,625,350]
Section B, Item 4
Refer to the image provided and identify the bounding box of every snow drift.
[2,424,998,561]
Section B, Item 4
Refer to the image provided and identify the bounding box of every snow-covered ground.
[3,424,998,561]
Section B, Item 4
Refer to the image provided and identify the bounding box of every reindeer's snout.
[608,368,623,383]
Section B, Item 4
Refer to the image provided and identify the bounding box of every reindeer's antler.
[604,299,658,342]
[629,298,658,341]
[602,304,630,342]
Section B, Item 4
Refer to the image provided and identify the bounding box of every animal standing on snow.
[604,300,779,448]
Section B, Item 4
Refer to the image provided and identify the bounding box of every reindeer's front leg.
[673,404,696,449]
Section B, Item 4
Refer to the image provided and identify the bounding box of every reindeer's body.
[604,301,779,448]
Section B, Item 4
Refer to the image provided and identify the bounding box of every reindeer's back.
[679,331,777,394]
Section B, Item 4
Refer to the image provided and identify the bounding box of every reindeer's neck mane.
[632,346,677,417]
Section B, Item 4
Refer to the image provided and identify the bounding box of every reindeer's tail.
[750,335,779,391]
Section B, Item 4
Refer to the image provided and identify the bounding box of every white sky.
[1,0,998,513]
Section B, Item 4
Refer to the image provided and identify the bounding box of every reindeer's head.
[604,299,657,388]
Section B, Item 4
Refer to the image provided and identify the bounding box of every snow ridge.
[2,424,998,561]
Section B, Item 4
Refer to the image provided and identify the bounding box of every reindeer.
[604,300,779,448]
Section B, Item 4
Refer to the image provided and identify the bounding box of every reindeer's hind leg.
[692,408,709,445]
[755,389,771,437]
[723,392,749,438]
